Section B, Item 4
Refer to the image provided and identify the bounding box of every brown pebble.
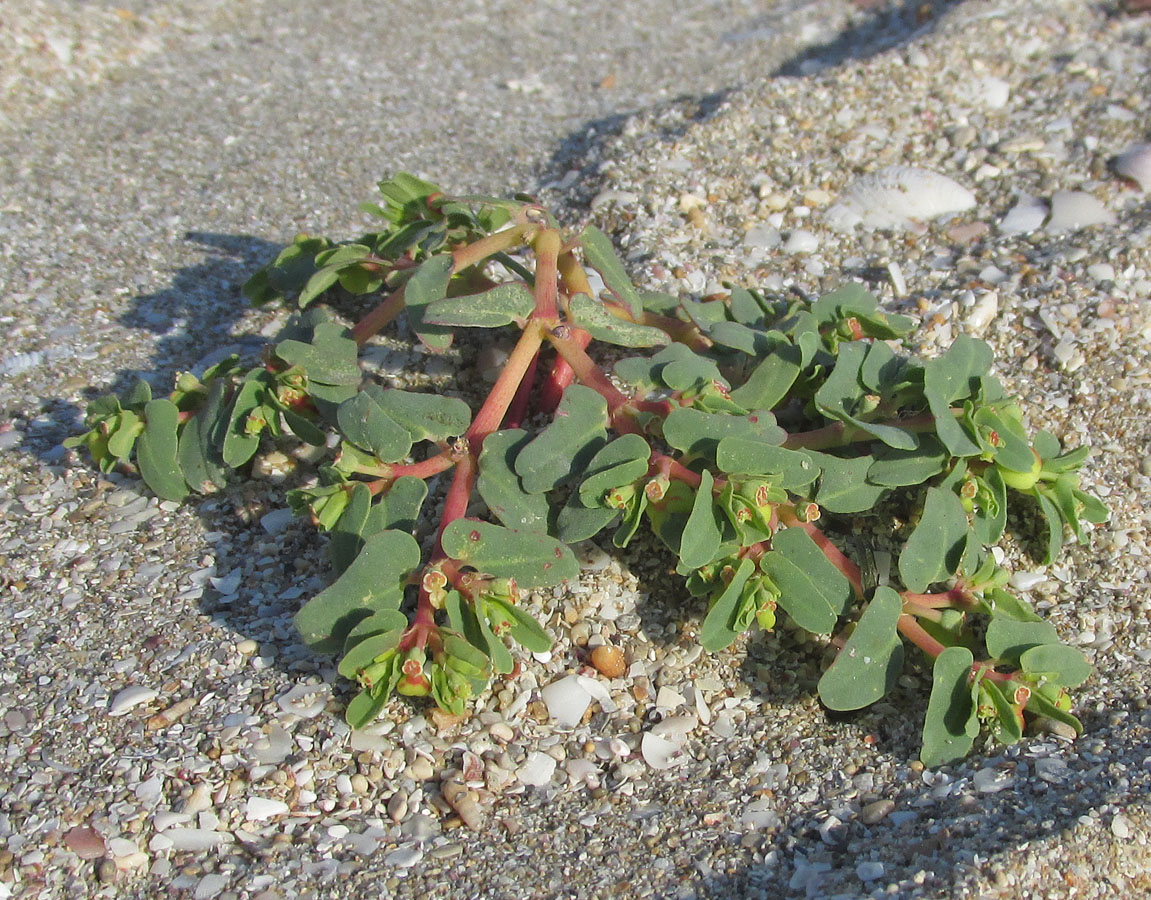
[590,645,627,679]
[861,799,895,825]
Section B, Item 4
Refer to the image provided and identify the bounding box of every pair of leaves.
[336,385,470,462]
[293,529,421,654]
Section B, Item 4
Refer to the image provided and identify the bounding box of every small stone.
[64,825,106,860]
[1046,191,1116,232]
[856,861,885,882]
[590,644,627,678]
[195,873,229,899]
[861,799,895,825]
[1111,814,1131,839]
[384,845,423,868]
[406,757,434,781]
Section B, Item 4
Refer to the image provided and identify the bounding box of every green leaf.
[487,598,553,653]
[813,453,886,514]
[403,254,454,351]
[336,392,413,462]
[985,617,1060,665]
[329,482,373,574]
[982,587,1042,622]
[298,264,345,308]
[477,429,550,531]
[441,520,579,588]
[364,475,427,536]
[276,324,361,385]
[293,529,421,654]
[859,339,905,393]
[576,434,652,508]
[555,497,619,543]
[898,487,968,592]
[662,408,785,461]
[423,282,535,328]
[342,609,409,653]
[866,436,948,487]
[136,399,189,503]
[715,439,820,490]
[761,527,854,633]
[338,629,403,680]
[920,646,977,766]
[282,408,327,445]
[1025,688,1082,735]
[1019,643,1092,688]
[367,385,471,443]
[1031,487,1064,565]
[515,385,608,493]
[815,341,918,450]
[727,285,770,327]
[708,322,773,356]
[923,336,991,456]
[728,336,802,410]
[818,586,905,711]
[106,409,142,461]
[177,379,229,494]
[567,293,670,348]
[580,225,644,318]
[973,465,1008,545]
[811,283,879,325]
[346,688,390,728]
[699,558,756,651]
[222,377,266,467]
[613,343,709,391]
[678,471,724,570]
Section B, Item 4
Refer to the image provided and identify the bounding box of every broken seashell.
[824,165,976,232]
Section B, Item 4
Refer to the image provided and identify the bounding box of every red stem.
[897,614,1014,684]
[352,285,407,346]
[502,350,540,429]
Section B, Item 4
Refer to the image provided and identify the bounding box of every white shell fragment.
[640,732,687,770]
[245,797,290,821]
[954,75,1010,110]
[109,686,158,716]
[824,166,976,232]
[1045,191,1116,233]
[517,751,556,786]
[540,675,592,727]
[1114,142,1151,192]
[999,194,1048,234]
[276,682,331,719]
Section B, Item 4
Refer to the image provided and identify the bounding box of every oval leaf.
[441,520,578,588]
[898,487,968,593]
[700,558,756,652]
[137,399,189,503]
[920,646,977,766]
[568,293,670,348]
[818,586,905,711]
[761,527,854,633]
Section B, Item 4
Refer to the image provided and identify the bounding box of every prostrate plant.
[70,174,1109,766]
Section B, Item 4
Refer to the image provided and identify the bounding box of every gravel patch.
[1,1,1149,898]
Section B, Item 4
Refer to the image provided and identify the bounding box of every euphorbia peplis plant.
[70,174,1109,765]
